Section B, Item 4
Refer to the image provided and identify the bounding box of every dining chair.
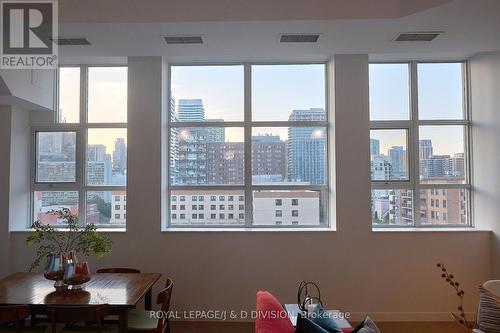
[96,268,141,274]
[0,305,46,333]
[127,279,173,333]
[47,305,110,333]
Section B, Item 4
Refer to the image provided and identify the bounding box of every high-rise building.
[388,146,405,179]
[176,128,207,185]
[170,97,179,183]
[452,153,465,177]
[206,142,244,184]
[87,144,112,185]
[287,109,326,185]
[252,135,287,182]
[371,155,392,180]
[370,139,380,156]
[205,119,225,143]
[112,138,127,173]
[422,155,453,178]
[419,139,433,159]
[177,99,205,122]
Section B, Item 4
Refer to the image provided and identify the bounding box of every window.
[171,205,176,210]
[33,66,127,228]
[167,64,329,228]
[276,210,282,217]
[292,210,299,217]
[369,62,470,227]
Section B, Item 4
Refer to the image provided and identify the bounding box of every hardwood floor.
[170,320,466,333]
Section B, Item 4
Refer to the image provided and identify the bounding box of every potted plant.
[27,208,113,289]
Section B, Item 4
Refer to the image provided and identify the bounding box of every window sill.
[162,227,335,233]
[372,227,491,233]
[10,228,127,233]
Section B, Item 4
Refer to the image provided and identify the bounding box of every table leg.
[119,310,128,333]
[145,287,152,311]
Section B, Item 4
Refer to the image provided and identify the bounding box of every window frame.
[370,61,472,228]
[166,62,330,229]
[31,64,128,229]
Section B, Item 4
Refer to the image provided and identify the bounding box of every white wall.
[1,55,493,322]
[470,52,500,277]
[0,69,55,111]
[0,106,13,278]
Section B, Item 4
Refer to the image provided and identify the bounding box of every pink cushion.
[255,291,295,333]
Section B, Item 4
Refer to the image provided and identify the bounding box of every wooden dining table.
[0,272,162,333]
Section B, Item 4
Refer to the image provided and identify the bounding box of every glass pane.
[87,191,126,227]
[419,126,465,184]
[58,67,80,123]
[87,129,127,186]
[252,64,326,121]
[36,132,76,183]
[369,64,410,120]
[419,188,469,225]
[418,63,464,120]
[170,66,244,122]
[370,129,408,181]
[252,190,326,226]
[371,189,413,226]
[33,191,79,225]
[252,127,326,185]
[88,67,127,123]
[170,190,245,226]
[170,127,244,185]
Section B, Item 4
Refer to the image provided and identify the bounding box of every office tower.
[287,108,326,185]
[177,99,205,122]
[205,119,225,143]
[452,153,465,177]
[87,144,112,185]
[252,135,287,182]
[112,138,127,173]
[176,128,207,185]
[170,96,179,183]
[206,142,244,184]
[422,155,453,178]
[370,139,380,156]
[371,154,392,180]
[419,139,433,159]
[388,146,405,179]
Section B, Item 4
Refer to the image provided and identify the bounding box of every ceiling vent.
[393,32,442,42]
[51,37,92,46]
[280,34,320,43]
[163,35,203,44]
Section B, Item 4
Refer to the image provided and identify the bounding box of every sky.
[369,63,465,156]
[59,63,464,158]
[170,64,326,141]
[60,67,128,153]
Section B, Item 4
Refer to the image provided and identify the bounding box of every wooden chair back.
[96,268,141,273]
[156,279,173,333]
[47,304,109,333]
[0,305,30,332]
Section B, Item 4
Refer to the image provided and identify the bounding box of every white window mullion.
[244,63,253,228]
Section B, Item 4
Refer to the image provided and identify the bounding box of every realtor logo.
[1,0,57,68]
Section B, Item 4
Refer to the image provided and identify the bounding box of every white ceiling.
[58,0,454,23]
[58,0,500,63]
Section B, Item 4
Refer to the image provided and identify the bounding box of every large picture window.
[168,64,329,228]
[32,66,127,228]
[369,62,470,227]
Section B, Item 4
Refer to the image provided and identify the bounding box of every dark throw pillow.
[296,313,329,333]
[310,304,343,333]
